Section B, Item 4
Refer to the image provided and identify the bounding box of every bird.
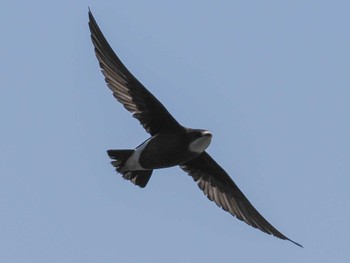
[88,9,302,248]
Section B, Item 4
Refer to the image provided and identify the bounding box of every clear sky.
[1,1,349,262]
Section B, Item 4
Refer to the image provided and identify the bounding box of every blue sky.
[1,1,349,262]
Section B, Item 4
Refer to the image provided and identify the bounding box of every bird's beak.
[202,130,212,138]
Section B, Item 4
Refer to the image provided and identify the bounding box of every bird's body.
[88,9,302,247]
[114,128,211,172]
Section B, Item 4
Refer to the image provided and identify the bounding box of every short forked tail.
[107,150,153,188]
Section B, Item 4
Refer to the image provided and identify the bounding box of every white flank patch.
[122,137,153,172]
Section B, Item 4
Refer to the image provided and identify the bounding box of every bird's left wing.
[88,10,181,135]
[180,152,302,247]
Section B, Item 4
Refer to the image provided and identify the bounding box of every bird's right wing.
[180,152,302,247]
[88,10,181,135]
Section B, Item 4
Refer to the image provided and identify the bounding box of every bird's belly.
[139,148,189,169]
[138,133,196,169]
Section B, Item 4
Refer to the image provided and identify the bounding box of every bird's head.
[187,129,212,153]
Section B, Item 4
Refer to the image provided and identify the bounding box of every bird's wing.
[88,10,181,135]
[180,152,302,247]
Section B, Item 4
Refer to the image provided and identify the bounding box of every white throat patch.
[189,136,212,153]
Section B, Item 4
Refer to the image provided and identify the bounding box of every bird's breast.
[138,132,196,169]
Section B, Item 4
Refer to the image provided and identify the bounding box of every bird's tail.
[107,149,153,188]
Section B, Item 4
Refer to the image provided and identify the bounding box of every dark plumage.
[88,9,302,247]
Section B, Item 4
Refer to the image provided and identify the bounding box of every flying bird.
[88,10,302,247]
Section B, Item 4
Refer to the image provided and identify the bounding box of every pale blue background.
[1,1,349,262]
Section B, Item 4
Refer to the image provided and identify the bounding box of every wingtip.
[289,238,303,248]
[88,7,94,19]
